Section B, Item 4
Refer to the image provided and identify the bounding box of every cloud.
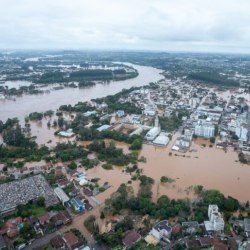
[0,0,250,52]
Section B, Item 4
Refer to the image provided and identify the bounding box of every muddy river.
[0,63,163,122]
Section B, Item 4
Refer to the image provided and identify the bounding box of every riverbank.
[0,63,164,122]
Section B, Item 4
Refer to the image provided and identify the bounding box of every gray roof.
[244,218,250,232]
[0,235,7,250]
[153,220,172,233]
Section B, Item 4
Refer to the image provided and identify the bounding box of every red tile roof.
[64,231,79,247]
[123,231,141,247]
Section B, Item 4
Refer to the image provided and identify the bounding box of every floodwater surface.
[0,63,163,122]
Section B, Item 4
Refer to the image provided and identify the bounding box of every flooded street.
[0,63,163,122]
[139,143,249,202]
[82,134,250,203]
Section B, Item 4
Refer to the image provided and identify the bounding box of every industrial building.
[153,133,170,146]
[54,187,70,206]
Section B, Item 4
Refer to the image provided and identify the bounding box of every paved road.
[25,232,58,250]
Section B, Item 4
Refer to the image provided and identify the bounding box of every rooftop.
[153,220,172,233]
[122,231,141,247]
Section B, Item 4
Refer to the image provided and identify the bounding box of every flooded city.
[0,63,164,122]
[1,50,250,249]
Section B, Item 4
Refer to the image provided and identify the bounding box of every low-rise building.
[122,231,141,248]
[54,187,70,206]
[96,124,111,132]
[150,220,172,241]
[71,197,85,213]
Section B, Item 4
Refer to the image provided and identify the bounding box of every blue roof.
[71,197,84,209]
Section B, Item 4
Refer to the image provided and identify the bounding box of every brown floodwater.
[81,135,250,203]
[0,63,163,122]
[29,114,75,146]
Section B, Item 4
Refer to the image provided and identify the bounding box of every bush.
[160,176,175,183]
[102,163,113,170]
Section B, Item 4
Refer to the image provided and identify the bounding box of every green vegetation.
[159,110,188,131]
[84,215,99,235]
[193,190,240,222]
[81,158,99,169]
[93,87,142,114]
[87,141,137,166]
[35,68,137,84]
[239,152,248,164]
[28,112,43,121]
[102,163,113,170]
[54,142,88,162]
[160,176,175,183]
[59,101,95,113]
[67,161,77,169]
[78,128,143,150]
[16,199,47,217]
[188,71,239,87]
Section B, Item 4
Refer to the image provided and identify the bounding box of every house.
[199,237,213,248]
[116,110,125,118]
[63,231,79,250]
[51,211,72,227]
[182,221,199,235]
[150,220,172,241]
[82,187,93,197]
[244,218,250,237]
[50,235,66,250]
[186,239,201,249]
[58,129,75,138]
[71,197,85,213]
[57,179,71,189]
[96,124,111,132]
[0,217,23,238]
[83,111,97,117]
[171,223,181,236]
[122,231,141,247]
[38,212,50,225]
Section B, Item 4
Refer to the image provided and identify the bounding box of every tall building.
[204,205,224,232]
[195,123,215,138]
[236,126,248,142]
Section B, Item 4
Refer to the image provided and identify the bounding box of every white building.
[116,110,125,118]
[195,123,215,138]
[236,126,248,142]
[58,129,74,138]
[204,205,224,232]
[150,220,172,241]
[153,133,169,146]
[97,124,111,132]
[146,127,161,141]
[145,116,161,141]
[54,187,70,205]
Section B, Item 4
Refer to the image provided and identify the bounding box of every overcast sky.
[1,0,250,53]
